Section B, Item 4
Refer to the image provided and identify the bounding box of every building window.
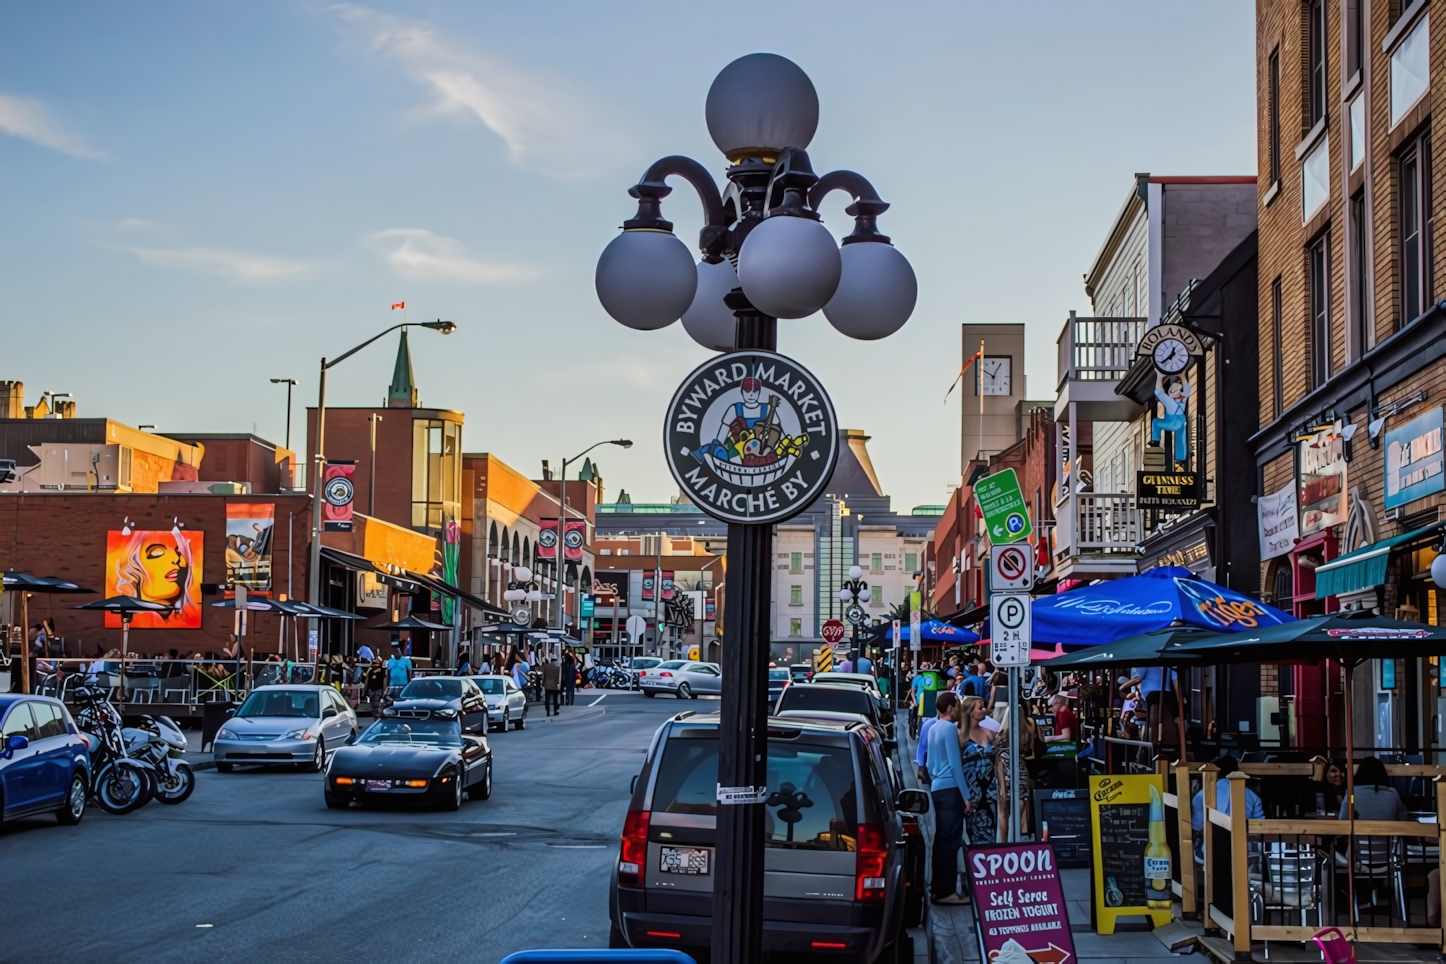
[905,552,918,573]
[412,418,460,532]
[1269,47,1281,186]
[1390,12,1430,127]
[788,618,802,637]
[1350,192,1370,357]
[789,551,803,573]
[871,586,885,608]
[1349,95,1366,172]
[1307,0,1327,128]
[870,552,883,572]
[1302,134,1331,222]
[1271,277,1284,416]
[1400,131,1433,326]
[789,584,802,606]
[118,446,132,489]
[1309,233,1332,388]
[1346,0,1364,82]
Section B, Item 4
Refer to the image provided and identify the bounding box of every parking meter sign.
[990,544,1035,591]
[990,591,1031,667]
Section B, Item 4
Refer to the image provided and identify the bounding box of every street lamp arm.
[628,155,729,260]
[564,438,627,467]
[808,170,892,245]
[325,322,411,370]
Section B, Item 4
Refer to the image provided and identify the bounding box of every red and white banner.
[563,519,585,563]
[641,570,656,601]
[322,461,356,531]
[537,518,558,560]
[661,570,675,600]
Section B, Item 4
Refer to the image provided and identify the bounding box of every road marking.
[588,693,607,706]
[196,924,214,928]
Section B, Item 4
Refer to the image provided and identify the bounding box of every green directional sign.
[975,468,1033,544]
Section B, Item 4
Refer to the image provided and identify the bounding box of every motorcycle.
[590,664,633,689]
[70,687,157,815]
[124,714,195,805]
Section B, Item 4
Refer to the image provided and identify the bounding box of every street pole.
[1009,664,1021,841]
[713,307,775,964]
[308,358,328,609]
[368,414,381,517]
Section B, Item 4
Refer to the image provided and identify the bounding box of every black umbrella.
[366,615,452,632]
[5,571,98,692]
[289,601,366,621]
[474,621,535,634]
[1037,626,1215,669]
[209,597,313,614]
[74,596,176,700]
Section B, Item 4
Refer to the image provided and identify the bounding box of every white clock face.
[1153,339,1190,373]
[982,356,1012,396]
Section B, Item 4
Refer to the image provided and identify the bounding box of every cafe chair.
[1333,836,1408,923]
[1311,926,1355,964]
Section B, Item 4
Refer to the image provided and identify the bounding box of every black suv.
[609,711,927,962]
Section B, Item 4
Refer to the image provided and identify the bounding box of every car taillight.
[618,809,650,888]
[659,671,673,677]
[855,822,887,902]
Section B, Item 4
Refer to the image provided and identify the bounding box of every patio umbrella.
[898,618,981,644]
[74,596,175,700]
[1031,565,1294,646]
[5,572,97,693]
[366,615,453,632]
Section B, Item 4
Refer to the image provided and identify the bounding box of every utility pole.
[368,413,382,517]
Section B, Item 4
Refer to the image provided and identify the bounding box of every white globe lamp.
[823,241,918,340]
[848,565,862,581]
[705,53,819,159]
[513,566,532,582]
[1431,552,1446,587]
[595,230,697,330]
[737,215,840,319]
[681,259,739,351]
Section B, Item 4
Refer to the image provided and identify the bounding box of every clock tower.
[960,324,1035,472]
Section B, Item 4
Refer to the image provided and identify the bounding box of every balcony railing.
[1057,312,1146,389]
[1054,491,1140,557]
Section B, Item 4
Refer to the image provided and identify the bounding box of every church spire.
[387,328,418,408]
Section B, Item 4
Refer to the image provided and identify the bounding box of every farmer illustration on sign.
[693,371,810,486]
[1149,374,1191,463]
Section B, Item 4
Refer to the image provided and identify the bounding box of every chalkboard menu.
[1037,789,1091,868]
[1095,802,1149,908]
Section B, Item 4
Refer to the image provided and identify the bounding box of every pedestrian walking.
[386,644,413,699]
[562,649,577,705]
[957,695,999,845]
[457,647,472,676]
[926,692,968,904]
[541,658,563,716]
[364,659,388,716]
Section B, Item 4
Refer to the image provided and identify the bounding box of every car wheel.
[513,708,525,731]
[471,760,492,800]
[216,762,234,773]
[56,772,87,825]
[642,690,656,698]
[501,708,509,732]
[324,793,349,810]
[440,771,463,812]
[677,682,692,700]
[302,738,325,773]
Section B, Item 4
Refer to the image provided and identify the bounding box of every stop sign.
[821,619,846,644]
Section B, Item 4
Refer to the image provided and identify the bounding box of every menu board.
[1037,789,1091,868]
[963,842,1075,964]
[1088,775,1173,934]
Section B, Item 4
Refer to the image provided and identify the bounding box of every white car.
[638,660,722,699]
[213,685,358,772]
[627,657,662,688]
[467,675,528,732]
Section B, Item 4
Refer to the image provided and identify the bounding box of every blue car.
[1,694,91,826]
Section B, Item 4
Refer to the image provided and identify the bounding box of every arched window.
[488,522,499,558]
[582,565,592,593]
[512,532,520,565]
[1271,565,1293,609]
[523,537,531,569]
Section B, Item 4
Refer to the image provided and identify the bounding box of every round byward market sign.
[665,350,838,525]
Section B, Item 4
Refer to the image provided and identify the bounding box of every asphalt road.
[0,690,693,964]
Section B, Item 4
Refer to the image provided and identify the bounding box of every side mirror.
[225,708,237,718]
[323,707,338,718]
[5,734,29,755]
[895,788,930,815]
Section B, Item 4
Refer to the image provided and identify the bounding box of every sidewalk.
[899,724,1194,964]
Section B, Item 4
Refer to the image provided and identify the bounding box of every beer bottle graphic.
[1144,785,1172,909]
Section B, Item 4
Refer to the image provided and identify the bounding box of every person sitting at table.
[1191,755,1265,832]
[1340,756,1408,871]
[1316,759,1347,814]
[1043,693,1077,743]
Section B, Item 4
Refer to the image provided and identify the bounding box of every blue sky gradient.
[0,2,1255,509]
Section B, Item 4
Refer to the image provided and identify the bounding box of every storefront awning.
[319,547,509,618]
[1314,521,1445,599]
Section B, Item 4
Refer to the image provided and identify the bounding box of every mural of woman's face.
[139,534,186,604]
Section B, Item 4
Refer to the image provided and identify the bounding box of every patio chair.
[126,677,160,704]
[1333,836,1407,923]
[1312,927,1354,964]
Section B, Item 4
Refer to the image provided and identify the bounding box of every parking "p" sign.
[990,544,1035,591]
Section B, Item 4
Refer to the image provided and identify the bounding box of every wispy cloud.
[121,245,321,283]
[0,93,102,158]
[367,228,538,283]
[330,4,623,178]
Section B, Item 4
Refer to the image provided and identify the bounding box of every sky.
[0,2,1257,512]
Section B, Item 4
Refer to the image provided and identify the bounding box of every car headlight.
[216,726,237,741]
[432,708,458,719]
[284,727,317,741]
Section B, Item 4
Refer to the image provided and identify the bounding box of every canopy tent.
[1168,610,1446,662]
[1035,625,1215,669]
[1031,566,1293,646]
[896,619,980,644]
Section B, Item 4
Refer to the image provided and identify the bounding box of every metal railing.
[1056,313,1146,388]
[1054,491,1140,558]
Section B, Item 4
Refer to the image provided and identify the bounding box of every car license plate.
[365,780,391,792]
[659,846,710,875]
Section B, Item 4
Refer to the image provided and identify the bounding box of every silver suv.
[608,711,927,962]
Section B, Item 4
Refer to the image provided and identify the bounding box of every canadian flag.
[391,302,405,310]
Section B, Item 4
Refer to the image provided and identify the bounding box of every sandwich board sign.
[963,842,1075,964]
[1088,774,1173,934]
[976,469,1033,544]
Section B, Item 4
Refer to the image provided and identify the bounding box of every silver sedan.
[638,660,722,699]
[467,675,528,731]
[213,685,358,772]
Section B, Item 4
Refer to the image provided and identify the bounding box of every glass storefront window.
[412,417,461,532]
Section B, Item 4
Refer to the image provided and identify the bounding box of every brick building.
[1253,0,1446,753]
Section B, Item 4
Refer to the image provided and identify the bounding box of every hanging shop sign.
[1089,774,1173,934]
[224,503,275,590]
[664,351,839,525]
[1298,421,1348,536]
[356,570,389,609]
[593,571,628,599]
[1135,471,1202,511]
[323,461,356,532]
[563,519,586,563]
[1384,407,1445,510]
[1258,483,1299,561]
[537,519,558,560]
[1135,323,1206,371]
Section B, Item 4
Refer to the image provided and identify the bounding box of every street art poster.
[1298,421,1348,536]
[105,528,203,628]
[1384,407,1445,510]
[225,503,274,590]
[1258,484,1299,561]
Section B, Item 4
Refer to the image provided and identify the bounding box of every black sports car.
[324,702,492,811]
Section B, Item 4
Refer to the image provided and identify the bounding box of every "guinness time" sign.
[1136,471,1202,510]
[665,351,839,525]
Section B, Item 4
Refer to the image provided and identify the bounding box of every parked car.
[609,711,927,960]
[324,702,491,811]
[467,675,527,732]
[789,662,815,682]
[0,695,90,826]
[394,677,489,733]
[627,657,663,688]
[775,681,891,737]
[638,661,722,699]
[213,685,358,772]
[811,672,893,730]
[767,667,791,704]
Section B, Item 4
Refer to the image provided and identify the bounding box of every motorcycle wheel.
[156,762,195,805]
[95,763,149,815]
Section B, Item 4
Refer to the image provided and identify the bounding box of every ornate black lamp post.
[594,53,916,963]
[838,564,872,650]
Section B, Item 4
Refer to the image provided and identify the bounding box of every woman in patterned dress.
[957,695,998,845]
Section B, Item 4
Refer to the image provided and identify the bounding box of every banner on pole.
[322,461,356,531]
[641,570,655,601]
[537,519,558,560]
[563,519,585,563]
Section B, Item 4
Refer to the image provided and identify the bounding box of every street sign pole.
[1009,665,1020,841]
[990,585,1031,843]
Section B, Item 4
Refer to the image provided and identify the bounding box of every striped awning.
[1314,521,1444,599]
